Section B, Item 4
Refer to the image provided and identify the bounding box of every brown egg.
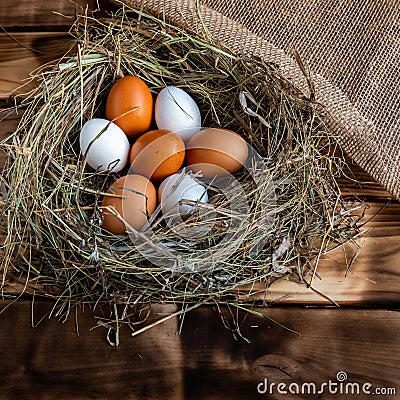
[130,129,185,181]
[106,76,153,139]
[186,128,248,178]
[101,174,157,234]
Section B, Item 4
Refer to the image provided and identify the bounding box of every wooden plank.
[0,0,115,31]
[0,32,72,99]
[264,201,400,305]
[0,301,398,399]
[0,301,185,399]
[339,160,393,200]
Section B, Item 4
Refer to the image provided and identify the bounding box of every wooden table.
[1,1,399,399]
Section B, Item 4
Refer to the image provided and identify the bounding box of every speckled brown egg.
[186,128,248,178]
[101,174,157,235]
[129,129,185,181]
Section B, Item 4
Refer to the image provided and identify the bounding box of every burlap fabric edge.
[109,0,399,199]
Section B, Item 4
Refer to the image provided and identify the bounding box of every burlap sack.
[112,0,400,199]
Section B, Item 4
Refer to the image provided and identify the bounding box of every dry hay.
[0,7,361,340]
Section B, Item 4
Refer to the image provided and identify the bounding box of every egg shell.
[158,173,208,216]
[101,174,157,234]
[186,128,248,178]
[155,86,201,141]
[130,129,185,181]
[106,76,153,139]
[79,118,130,172]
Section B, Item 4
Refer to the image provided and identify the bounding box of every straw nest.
[1,7,360,336]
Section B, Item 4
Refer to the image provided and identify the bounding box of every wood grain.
[0,300,399,399]
[339,161,393,200]
[264,201,400,305]
[0,1,115,100]
[0,0,115,30]
[1,0,400,397]
[0,32,72,98]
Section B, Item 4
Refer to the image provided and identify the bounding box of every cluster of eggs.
[79,76,248,235]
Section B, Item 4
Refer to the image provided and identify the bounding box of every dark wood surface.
[1,301,399,400]
[1,1,399,399]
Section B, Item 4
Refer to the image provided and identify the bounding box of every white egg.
[79,118,130,172]
[158,173,208,217]
[155,86,202,141]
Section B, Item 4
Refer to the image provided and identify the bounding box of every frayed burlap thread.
[112,0,400,199]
